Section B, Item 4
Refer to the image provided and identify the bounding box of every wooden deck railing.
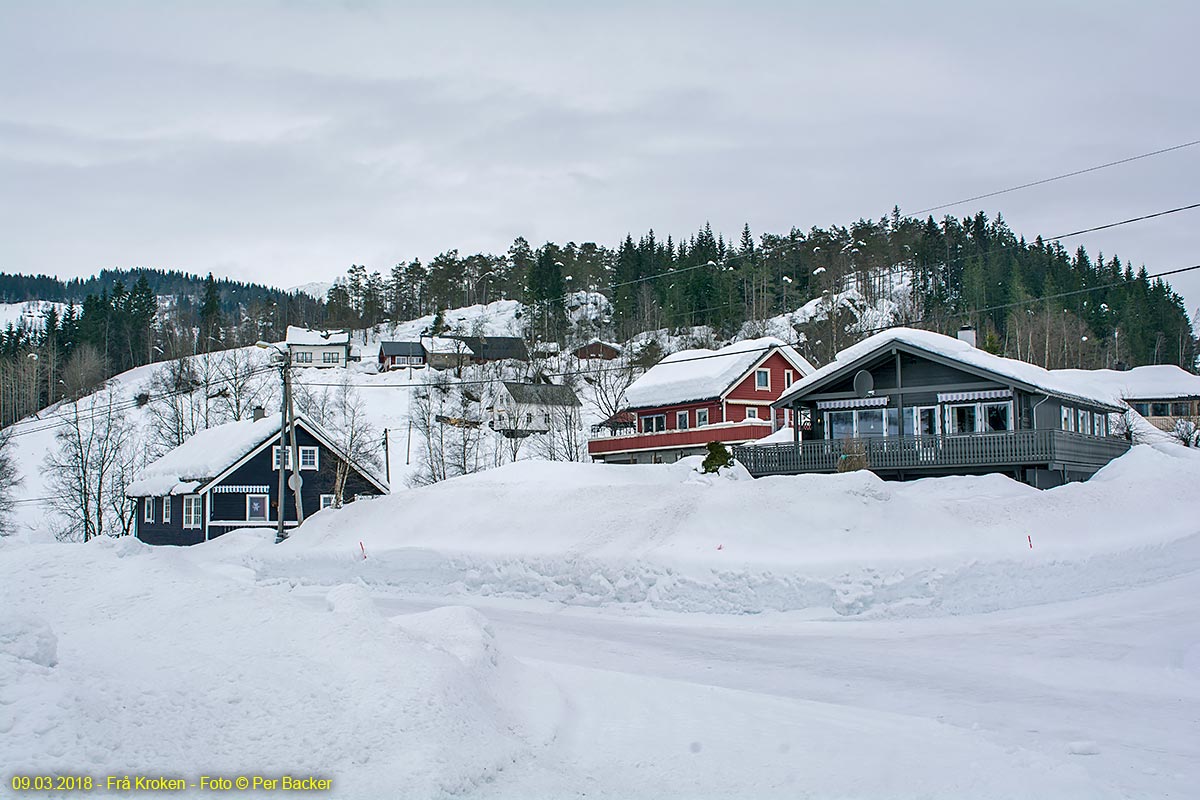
[733,430,1131,477]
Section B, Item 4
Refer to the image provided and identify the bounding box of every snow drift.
[0,536,560,798]
[243,446,1200,617]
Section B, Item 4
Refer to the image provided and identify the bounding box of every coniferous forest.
[0,210,1195,428]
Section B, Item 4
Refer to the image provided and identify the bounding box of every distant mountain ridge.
[0,267,301,310]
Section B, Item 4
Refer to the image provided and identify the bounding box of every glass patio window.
[857,409,885,437]
[983,403,1011,432]
[949,404,977,434]
[885,408,900,437]
[1171,402,1191,416]
[912,407,938,436]
[828,411,854,439]
[1150,402,1170,416]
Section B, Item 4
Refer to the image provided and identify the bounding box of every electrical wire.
[910,138,1200,215]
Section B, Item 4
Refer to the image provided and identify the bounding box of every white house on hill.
[285,326,351,368]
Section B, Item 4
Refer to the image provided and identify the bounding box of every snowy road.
[340,571,1200,798]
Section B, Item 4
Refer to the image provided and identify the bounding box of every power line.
[911,138,1200,216]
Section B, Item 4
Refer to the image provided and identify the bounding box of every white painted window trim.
[696,408,709,427]
[641,413,666,433]
[676,410,689,430]
[299,446,319,470]
[755,368,771,390]
[161,496,171,524]
[784,369,794,387]
[320,494,336,510]
[745,407,759,419]
[144,498,154,523]
[272,446,294,471]
[183,495,202,529]
[246,493,270,522]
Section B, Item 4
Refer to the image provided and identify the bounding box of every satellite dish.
[852,370,874,398]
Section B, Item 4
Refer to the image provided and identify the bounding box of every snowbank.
[239,445,1200,617]
[0,538,559,798]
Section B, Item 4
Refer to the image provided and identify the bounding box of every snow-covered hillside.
[0,300,69,330]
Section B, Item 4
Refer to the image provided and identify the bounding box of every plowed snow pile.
[255,444,1200,616]
[0,537,558,799]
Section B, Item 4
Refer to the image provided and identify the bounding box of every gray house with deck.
[735,328,1130,488]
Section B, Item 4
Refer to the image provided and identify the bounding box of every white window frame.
[910,406,940,437]
[322,351,341,364]
[161,496,171,524]
[299,446,318,470]
[272,446,294,471]
[641,414,666,433]
[320,494,336,510]
[183,495,202,529]
[246,494,270,522]
[676,410,689,430]
[784,369,794,388]
[696,408,709,427]
[745,407,759,419]
[1077,408,1090,435]
[144,498,154,523]
[755,368,771,390]
[1061,406,1073,432]
[1094,412,1106,437]
[294,351,313,363]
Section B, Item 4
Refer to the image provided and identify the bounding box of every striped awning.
[937,389,1012,403]
[816,396,889,410]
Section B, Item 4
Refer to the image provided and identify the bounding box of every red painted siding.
[632,400,726,431]
[587,420,774,456]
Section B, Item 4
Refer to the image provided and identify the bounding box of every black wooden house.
[127,412,388,546]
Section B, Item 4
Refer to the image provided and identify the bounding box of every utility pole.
[276,357,288,543]
[257,339,294,543]
[383,429,391,484]
[286,364,304,527]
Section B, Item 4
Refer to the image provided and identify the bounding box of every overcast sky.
[2,1,1198,319]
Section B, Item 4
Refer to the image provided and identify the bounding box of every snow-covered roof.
[775,328,1126,410]
[423,336,473,355]
[128,416,283,496]
[623,337,815,410]
[285,326,350,346]
[1051,365,1200,402]
[502,382,580,407]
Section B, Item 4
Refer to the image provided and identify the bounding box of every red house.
[588,337,814,464]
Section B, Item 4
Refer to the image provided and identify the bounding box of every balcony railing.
[588,419,773,455]
[733,429,1131,477]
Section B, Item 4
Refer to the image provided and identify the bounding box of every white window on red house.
[755,369,770,390]
[641,414,666,433]
[676,410,689,429]
[746,407,759,419]
[785,370,794,387]
[696,408,709,426]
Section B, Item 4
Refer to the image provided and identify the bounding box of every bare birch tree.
[44,385,137,542]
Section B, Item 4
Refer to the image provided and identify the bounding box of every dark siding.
[135,494,205,546]
[207,427,382,540]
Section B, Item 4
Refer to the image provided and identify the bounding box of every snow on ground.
[4,448,1197,797]
[0,534,560,799]
[0,300,69,330]
[244,445,1200,618]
